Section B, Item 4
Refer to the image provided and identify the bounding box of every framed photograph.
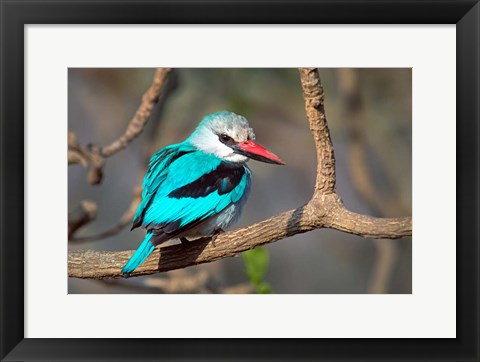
[1,1,478,361]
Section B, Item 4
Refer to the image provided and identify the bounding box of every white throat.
[189,128,248,163]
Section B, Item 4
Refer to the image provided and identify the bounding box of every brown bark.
[68,68,412,280]
[299,68,336,195]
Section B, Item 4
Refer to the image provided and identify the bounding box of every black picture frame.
[1,1,478,361]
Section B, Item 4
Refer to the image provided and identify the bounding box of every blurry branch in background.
[99,270,213,294]
[340,69,407,217]
[338,69,409,294]
[69,187,142,242]
[144,70,179,161]
[68,68,412,280]
[368,239,397,294]
[68,200,97,239]
[140,270,213,294]
[100,68,172,158]
[68,68,175,240]
[99,269,254,294]
[221,283,256,294]
[68,68,172,185]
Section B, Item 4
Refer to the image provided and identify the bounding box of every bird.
[121,111,284,275]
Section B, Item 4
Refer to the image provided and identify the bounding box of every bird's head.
[187,111,284,165]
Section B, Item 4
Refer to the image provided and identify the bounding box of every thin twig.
[68,200,97,239]
[101,68,172,157]
[68,68,172,184]
[69,187,142,242]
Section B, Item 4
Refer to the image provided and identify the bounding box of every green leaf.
[242,247,269,286]
[256,281,272,294]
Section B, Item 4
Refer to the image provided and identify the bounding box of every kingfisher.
[121,111,284,275]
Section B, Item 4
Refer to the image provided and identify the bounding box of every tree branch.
[68,68,172,184]
[68,68,412,280]
[100,68,172,157]
[69,70,176,239]
[326,204,412,239]
[68,207,313,278]
[299,68,336,195]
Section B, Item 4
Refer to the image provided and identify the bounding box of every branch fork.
[68,68,172,185]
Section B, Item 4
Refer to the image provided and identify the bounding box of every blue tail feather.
[122,232,156,275]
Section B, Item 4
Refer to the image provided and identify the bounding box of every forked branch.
[68,68,172,184]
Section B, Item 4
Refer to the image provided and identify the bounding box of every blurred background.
[68,68,412,294]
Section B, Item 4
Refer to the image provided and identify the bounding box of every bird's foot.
[180,237,190,244]
[210,235,217,248]
[209,228,225,248]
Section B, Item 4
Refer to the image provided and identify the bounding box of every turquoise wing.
[133,144,251,236]
[132,143,196,228]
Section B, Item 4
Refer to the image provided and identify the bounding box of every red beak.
[234,141,285,165]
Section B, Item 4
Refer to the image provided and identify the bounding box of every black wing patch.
[168,162,246,199]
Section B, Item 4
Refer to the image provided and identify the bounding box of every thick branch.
[68,207,316,279]
[327,206,412,239]
[299,68,336,194]
[68,195,412,279]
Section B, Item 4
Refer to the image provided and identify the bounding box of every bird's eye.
[220,134,232,143]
